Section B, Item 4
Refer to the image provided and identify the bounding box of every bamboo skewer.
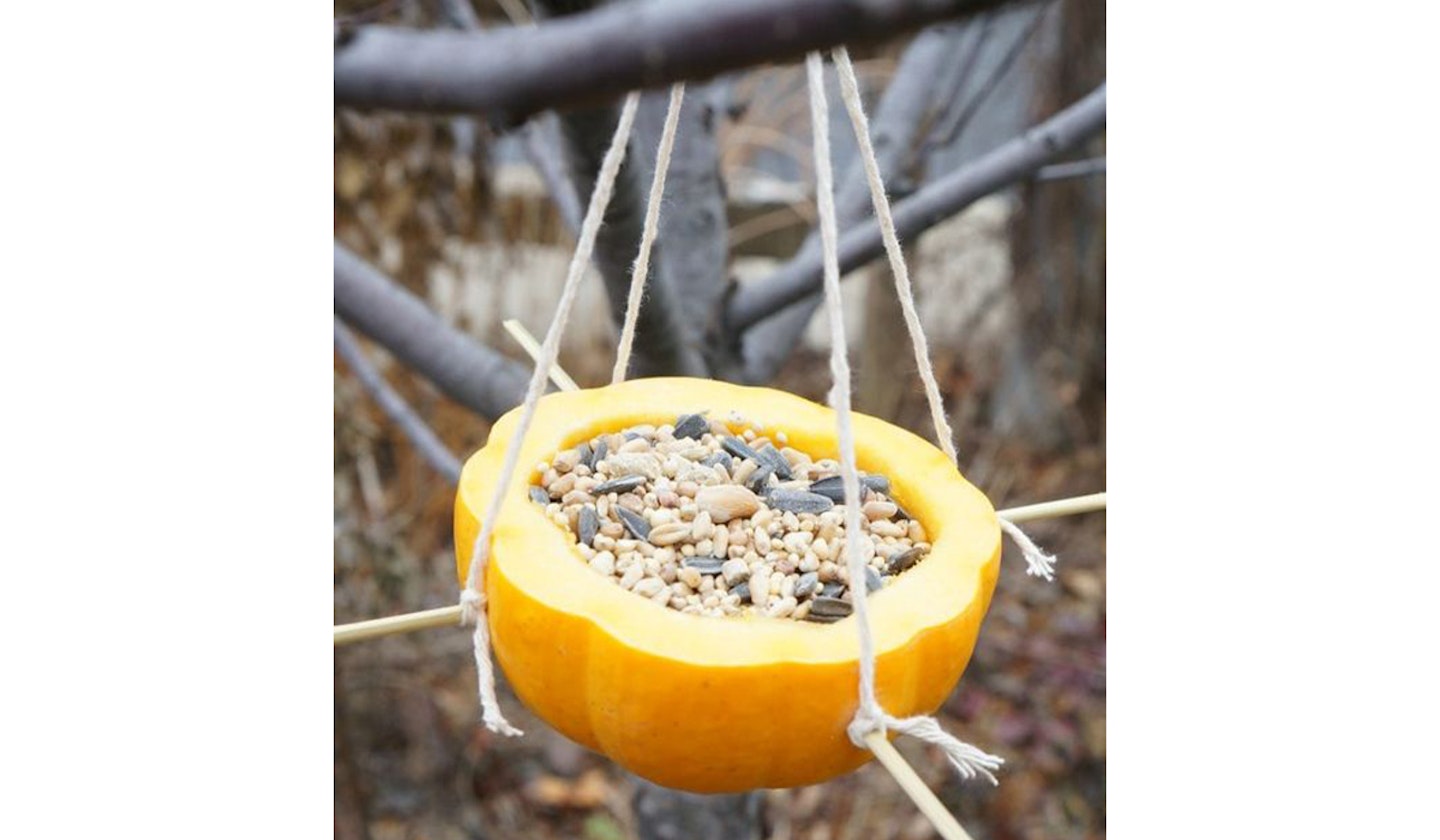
[997,492,1106,523]
[862,732,974,840]
[334,605,463,646]
[502,318,580,393]
[333,493,1106,646]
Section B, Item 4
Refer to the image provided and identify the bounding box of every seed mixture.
[529,412,932,621]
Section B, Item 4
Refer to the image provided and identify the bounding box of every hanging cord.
[460,91,643,736]
[829,47,1058,583]
[612,83,686,384]
[806,51,1004,785]
[830,47,958,468]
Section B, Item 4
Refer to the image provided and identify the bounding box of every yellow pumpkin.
[455,377,1000,793]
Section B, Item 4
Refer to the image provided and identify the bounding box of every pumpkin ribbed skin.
[455,378,1000,793]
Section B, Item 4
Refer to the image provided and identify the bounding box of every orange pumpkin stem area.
[455,377,1001,793]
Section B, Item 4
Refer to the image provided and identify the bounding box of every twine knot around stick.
[458,587,484,624]
[808,48,1003,794]
[848,710,1004,786]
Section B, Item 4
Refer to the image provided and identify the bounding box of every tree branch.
[549,93,710,377]
[924,1,1051,152]
[334,319,463,484]
[522,0,708,378]
[728,81,1106,381]
[335,0,1022,125]
[432,0,584,234]
[334,241,529,419]
[738,22,964,381]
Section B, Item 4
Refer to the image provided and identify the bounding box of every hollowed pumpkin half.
[455,377,1000,793]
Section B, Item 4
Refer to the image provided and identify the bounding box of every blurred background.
[335,0,1104,837]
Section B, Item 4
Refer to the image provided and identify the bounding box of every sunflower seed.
[683,557,726,575]
[755,443,794,480]
[732,580,751,603]
[794,571,819,598]
[579,505,600,545]
[593,474,645,495]
[864,566,882,593]
[806,476,851,503]
[808,596,853,618]
[673,412,708,441]
[586,439,608,470]
[822,582,845,599]
[529,486,550,505]
[807,474,889,503]
[766,488,834,515]
[616,507,651,541]
[623,431,644,441]
[577,442,592,469]
[745,465,773,494]
[721,436,763,463]
[886,545,926,575]
[701,451,733,471]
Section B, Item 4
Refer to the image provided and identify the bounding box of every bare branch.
[523,115,584,234]
[739,23,964,380]
[924,1,1051,152]
[550,97,710,377]
[335,0,1022,124]
[334,241,529,419]
[431,0,481,30]
[334,319,463,484]
[433,0,584,234]
[727,82,1106,381]
[640,83,740,379]
[529,0,708,378]
[1035,155,1104,181]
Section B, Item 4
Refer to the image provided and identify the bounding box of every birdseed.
[530,412,934,621]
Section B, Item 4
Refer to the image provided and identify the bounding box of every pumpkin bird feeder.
[455,378,1001,793]
[425,48,1083,829]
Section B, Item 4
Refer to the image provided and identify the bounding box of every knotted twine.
[829,47,1057,583]
[460,91,644,736]
[805,51,1004,784]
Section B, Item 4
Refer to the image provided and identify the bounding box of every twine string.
[808,50,1004,784]
[460,91,643,735]
[612,83,687,384]
[829,47,1059,580]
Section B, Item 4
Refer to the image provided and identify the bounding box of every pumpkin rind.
[455,378,1000,793]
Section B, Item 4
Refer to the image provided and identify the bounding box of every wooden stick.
[997,491,1106,523]
[862,731,974,840]
[334,605,464,646]
[332,489,1108,645]
[502,318,581,393]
